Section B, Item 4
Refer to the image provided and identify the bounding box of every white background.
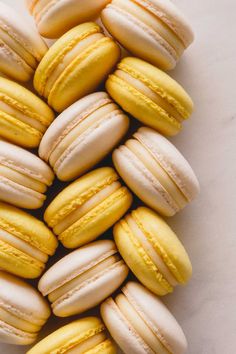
[1,0,236,353]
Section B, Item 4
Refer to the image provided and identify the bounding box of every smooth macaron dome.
[101,281,187,354]
[0,202,58,279]
[102,0,194,70]
[27,317,116,354]
[113,127,200,216]
[44,167,133,248]
[106,57,193,135]
[0,140,54,209]
[34,22,120,112]
[27,0,111,38]
[114,207,192,296]
[0,2,48,82]
[39,92,129,181]
[0,271,50,345]
[0,77,54,148]
[38,240,129,317]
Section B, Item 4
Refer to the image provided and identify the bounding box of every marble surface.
[1,0,236,353]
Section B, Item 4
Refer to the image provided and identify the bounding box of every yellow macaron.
[114,206,192,296]
[106,57,193,135]
[27,317,116,354]
[34,22,120,112]
[44,167,133,249]
[0,77,54,148]
[0,202,58,279]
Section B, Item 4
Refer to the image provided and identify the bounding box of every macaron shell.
[52,259,128,317]
[0,320,37,345]
[114,219,172,295]
[123,282,187,354]
[29,0,111,38]
[85,339,117,354]
[26,317,111,354]
[101,298,149,354]
[102,4,176,70]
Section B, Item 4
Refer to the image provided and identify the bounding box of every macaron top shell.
[106,57,193,135]
[0,77,54,148]
[27,317,116,354]
[39,91,129,181]
[27,0,111,38]
[34,22,120,112]
[0,2,47,81]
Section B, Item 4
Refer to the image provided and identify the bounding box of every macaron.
[27,317,116,354]
[0,140,54,209]
[38,240,128,317]
[44,167,132,248]
[39,92,129,181]
[0,2,47,82]
[0,202,58,279]
[114,207,192,296]
[106,57,193,135]
[0,77,54,148]
[0,271,50,345]
[34,22,120,112]
[101,281,187,354]
[113,127,200,216]
[27,0,111,39]
[101,0,194,70]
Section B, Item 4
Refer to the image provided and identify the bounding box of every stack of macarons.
[0,0,200,353]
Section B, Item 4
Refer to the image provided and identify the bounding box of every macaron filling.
[48,254,121,303]
[66,332,107,354]
[44,32,105,97]
[115,293,170,354]
[125,214,177,287]
[0,307,41,334]
[0,228,48,263]
[53,181,122,235]
[115,67,185,124]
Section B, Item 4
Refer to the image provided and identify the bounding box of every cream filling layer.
[0,27,37,69]
[116,294,170,354]
[32,0,53,21]
[125,215,177,286]
[110,0,184,56]
[0,100,45,132]
[0,164,46,193]
[49,103,118,167]
[0,306,41,333]
[53,181,121,235]
[66,333,107,354]
[115,70,183,123]
[48,254,120,303]
[44,33,104,97]
[0,228,48,263]
[126,139,187,209]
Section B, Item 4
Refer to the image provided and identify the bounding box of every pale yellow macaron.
[106,57,193,135]
[44,167,132,249]
[0,202,58,279]
[0,2,47,82]
[0,140,54,209]
[39,92,129,181]
[114,207,192,296]
[34,22,120,112]
[27,0,111,38]
[27,317,116,354]
[0,77,54,148]
[0,271,50,345]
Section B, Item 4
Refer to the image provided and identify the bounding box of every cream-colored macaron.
[27,0,111,38]
[0,140,54,209]
[27,317,116,354]
[101,281,187,354]
[113,127,200,216]
[39,92,129,181]
[38,240,129,317]
[0,271,50,345]
[0,2,47,82]
[102,0,194,70]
